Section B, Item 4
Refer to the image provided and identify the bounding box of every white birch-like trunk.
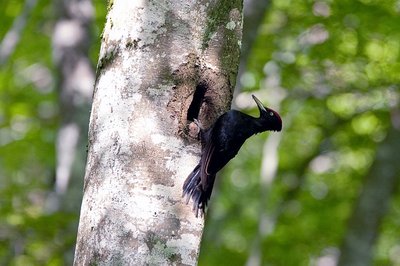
[50,0,94,213]
[74,0,243,265]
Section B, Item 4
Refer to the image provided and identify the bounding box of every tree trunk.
[338,123,400,266]
[0,0,38,65]
[235,0,269,91]
[74,0,243,265]
[49,0,94,213]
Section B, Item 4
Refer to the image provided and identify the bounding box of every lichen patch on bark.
[75,0,243,265]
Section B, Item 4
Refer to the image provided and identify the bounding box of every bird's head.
[252,95,282,132]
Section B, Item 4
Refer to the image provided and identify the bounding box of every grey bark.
[338,122,400,266]
[74,0,243,265]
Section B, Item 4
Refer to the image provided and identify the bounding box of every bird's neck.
[252,117,269,134]
[241,115,265,137]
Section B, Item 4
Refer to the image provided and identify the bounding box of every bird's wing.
[200,139,215,190]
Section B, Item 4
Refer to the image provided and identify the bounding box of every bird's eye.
[269,111,274,116]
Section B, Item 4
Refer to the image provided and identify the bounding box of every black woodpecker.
[183,95,282,217]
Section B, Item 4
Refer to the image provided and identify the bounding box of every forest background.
[0,0,399,265]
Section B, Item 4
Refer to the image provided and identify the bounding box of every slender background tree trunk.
[338,119,400,266]
[235,0,269,95]
[0,0,38,65]
[49,0,94,213]
[74,0,243,264]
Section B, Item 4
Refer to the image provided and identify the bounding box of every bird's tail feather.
[182,164,213,217]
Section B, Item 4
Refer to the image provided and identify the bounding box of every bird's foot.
[188,119,202,140]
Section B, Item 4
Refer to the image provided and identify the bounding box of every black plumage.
[183,95,282,217]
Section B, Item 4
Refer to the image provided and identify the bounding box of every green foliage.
[0,0,106,265]
[1,0,399,265]
[200,0,399,265]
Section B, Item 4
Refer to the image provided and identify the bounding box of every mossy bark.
[74,0,243,265]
